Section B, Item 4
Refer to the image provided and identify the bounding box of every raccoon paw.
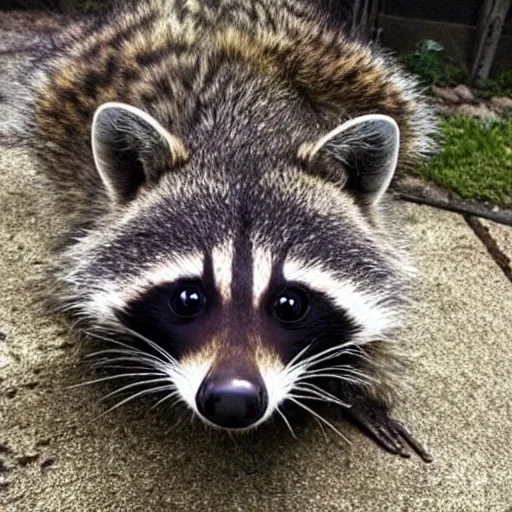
[345,396,432,463]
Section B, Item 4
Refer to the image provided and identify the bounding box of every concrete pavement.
[1,11,512,510]
[1,145,512,511]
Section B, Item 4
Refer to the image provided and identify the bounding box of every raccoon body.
[23,0,435,458]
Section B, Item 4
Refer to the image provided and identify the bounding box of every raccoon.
[18,0,435,460]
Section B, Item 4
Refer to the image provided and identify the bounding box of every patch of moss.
[414,115,512,208]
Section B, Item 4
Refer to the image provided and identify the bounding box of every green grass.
[479,69,512,99]
[414,116,512,207]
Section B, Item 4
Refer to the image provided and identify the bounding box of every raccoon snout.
[196,373,268,429]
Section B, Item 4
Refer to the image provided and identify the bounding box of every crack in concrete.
[392,189,512,227]
[465,215,512,283]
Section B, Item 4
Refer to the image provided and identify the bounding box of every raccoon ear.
[91,102,188,203]
[302,114,399,205]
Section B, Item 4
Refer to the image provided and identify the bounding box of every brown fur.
[32,0,433,226]
[21,0,437,412]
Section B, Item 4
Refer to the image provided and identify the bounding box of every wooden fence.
[2,0,511,81]
[353,0,512,82]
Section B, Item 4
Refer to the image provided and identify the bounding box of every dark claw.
[377,426,410,458]
[392,420,433,463]
[344,395,432,462]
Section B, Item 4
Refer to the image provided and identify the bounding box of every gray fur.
[1,0,436,427]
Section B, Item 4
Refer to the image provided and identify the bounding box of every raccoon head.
[64,102,409,431]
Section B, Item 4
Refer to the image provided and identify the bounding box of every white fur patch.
[257,354,298,421]
[168,353,213,416]
[252,246,274,308]
[169,346,295,432]
[212,241,234,303]
[283,259,399,342]
[84,252,204,323]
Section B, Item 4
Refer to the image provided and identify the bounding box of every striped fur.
[7,1,437,431]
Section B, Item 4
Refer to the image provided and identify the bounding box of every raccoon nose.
[196,375,268,429]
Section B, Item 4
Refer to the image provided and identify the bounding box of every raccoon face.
[64,103,408,431]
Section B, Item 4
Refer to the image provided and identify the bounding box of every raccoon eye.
[170,284,205,317]
[273,288,308,323]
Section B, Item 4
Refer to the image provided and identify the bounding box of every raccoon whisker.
[301,373,374,392]
[86,347,164,362]
[88,356,171,376]
[84,331,174,365]
[284,342,315,371]
[297,372,374,387]
[313,416,329,442]
[148,390,181,411]
[226,430,240,448]
[67,372,167,389]
[286,341,355,377]
[118,326,178,365]
[89,359,158,370]
[90,364,169,376]
[297,374,371,390]
[164,411,187,436]
[287,397,351,445]
[300,347,361,369]
[84,331,159,354]
[86,350,169,366]
[84,328,174,368]
[93,384,176,422]
[91,365,158,373]
[83,331,138,348]
[309,367,378,383]
[303,364,360,374]
[293,383,351,407]
[275,406,297,440]
[99,377,173,402]
[86,348,154,359]
[85,350,175,373]
[293,350,365,375]
[166,396,184,413]
[303,366,379,383]
[301,336,388,369]
[339,347,373,363]
[291,342,359,371]
[292,387,350,408]
[289,393,340,405]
